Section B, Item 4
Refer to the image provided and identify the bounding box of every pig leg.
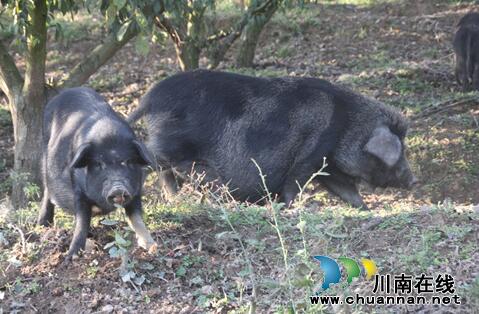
[37,187,54,226]
[159,168,179,199]
[321,176,368,210]
[473,62,479,91]
[124,196,158,254]
[280,182,300,206]
[66,197,92,259]
[280,162,321,206]
[455,55,468,90]
[175,160,222,190]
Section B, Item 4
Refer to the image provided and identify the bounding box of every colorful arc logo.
[313,255,378,293]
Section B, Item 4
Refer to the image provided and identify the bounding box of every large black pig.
[128,70,417,209]
[38,87,157,259]
[453,12,479,91]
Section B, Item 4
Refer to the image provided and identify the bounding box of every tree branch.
[0,40,23,102]
[61,23,139,89]
[154,15,185,46]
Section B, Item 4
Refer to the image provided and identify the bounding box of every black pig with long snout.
[128,70,418,209]
[453,12,479,91]
[38,87,157,260]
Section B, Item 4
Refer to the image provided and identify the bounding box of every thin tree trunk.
[11,0,48,208]
[236,20,263,68]
[153,7,204,71]
[236,2,278,68]
[175,41,201,71]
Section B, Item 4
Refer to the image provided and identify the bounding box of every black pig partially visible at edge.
[453,12,479,91]
[38,87,157,259]
[128,70,417,210]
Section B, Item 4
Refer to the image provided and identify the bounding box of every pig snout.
[394,158,418,190]
[405,175,419,189]
[106,185,132,206]
[396,171,419,190]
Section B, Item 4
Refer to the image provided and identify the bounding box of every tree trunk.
[10,0,48,208]
[10,96,44,208]
[176,41,201,71]
[236,2,278,68]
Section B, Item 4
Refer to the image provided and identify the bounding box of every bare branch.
[61,23,139,89]
[415,95,479,119]
[154,15,185,46]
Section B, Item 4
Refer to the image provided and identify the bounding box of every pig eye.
[91,161,105,170]
[121,160,136,167]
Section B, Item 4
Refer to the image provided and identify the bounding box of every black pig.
[128,70,417,209]
[453,12,479,91]
[38,87,157,259]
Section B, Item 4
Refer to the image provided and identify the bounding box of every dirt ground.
[0,0,478,313]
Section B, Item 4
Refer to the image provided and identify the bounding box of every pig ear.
[132,140,155,167]
[364,126,402,167]
[70,143,92,169]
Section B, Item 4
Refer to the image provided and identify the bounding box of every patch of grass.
[400,229,443,270]
[272,6,321,35]
[464,276,479,306]
[52,12,103,47]
[389,76,429,94]
[89,74,124,92]
[143,200,207,231]
[276,46,295,59]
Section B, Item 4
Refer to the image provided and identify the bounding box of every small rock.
[51,287,63,297]
[84,238,97,253]
[101,304,114,313]
[201,285,214,295]
[10,301,25,309]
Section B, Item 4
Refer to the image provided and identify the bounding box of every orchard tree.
[153,0,283,69]
[0,0,138,208]
[112,0,283,70]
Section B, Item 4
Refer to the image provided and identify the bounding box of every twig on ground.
[414,95,479,119]
[7,223,26,254]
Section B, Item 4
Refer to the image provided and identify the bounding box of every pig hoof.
[61,254,76,267]
[37,219,52,227]
[138,239,158,254]
[147,242,159,255]
[359,205,370,211]
[64,250,80,262]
